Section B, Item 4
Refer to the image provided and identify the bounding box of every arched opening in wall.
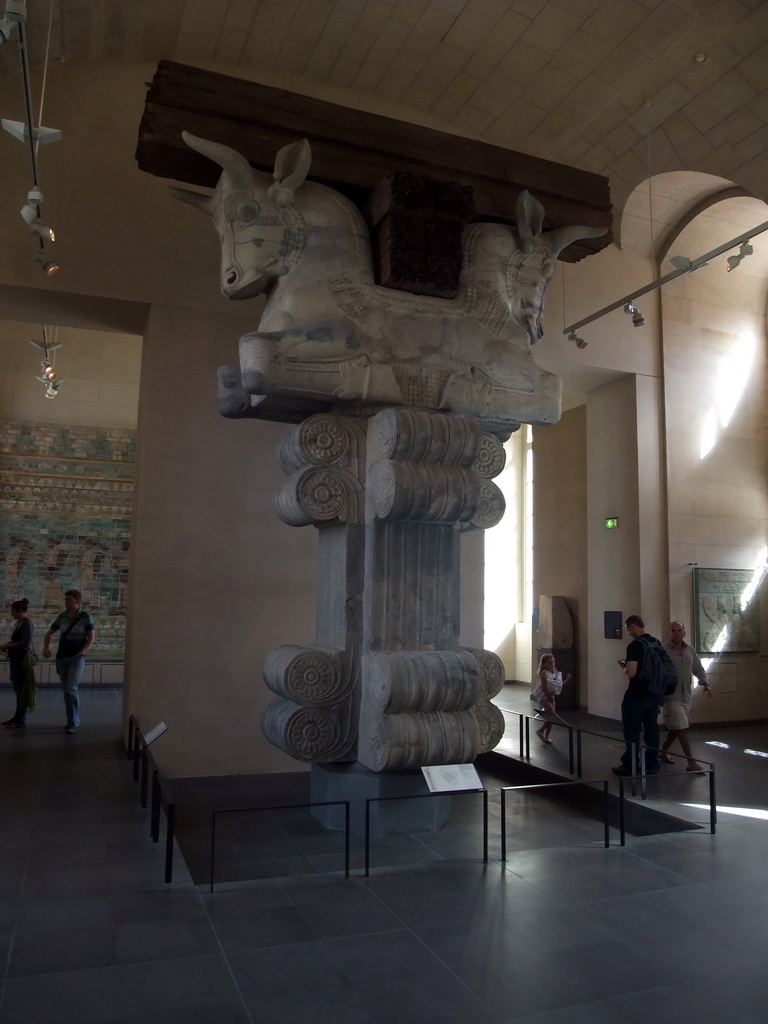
[0,312,144,688]
[647,181,768,721]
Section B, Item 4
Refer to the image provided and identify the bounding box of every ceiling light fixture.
[30,327,63,398]
[726,240,753,273]
[1,0,62,274]
[563,220,768,340]
[29,220,55,242]
[33,250,59,275]
[567,330,587,349]
[624,302,645,327]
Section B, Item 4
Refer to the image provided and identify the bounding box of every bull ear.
[181,131,255,189]
[515,190,545,254]
[270,138,312,206]
[167,186,214,216]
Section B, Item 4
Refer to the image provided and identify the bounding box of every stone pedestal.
[310,762,451,834]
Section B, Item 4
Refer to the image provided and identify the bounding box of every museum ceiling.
[1,0,766,211]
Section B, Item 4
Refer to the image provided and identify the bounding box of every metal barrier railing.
[209,801,351,892]
[127,714,176,883]
[616,764,716,843]
[500,779,611,857]
[363,789,488,876]
[498,707,716,822]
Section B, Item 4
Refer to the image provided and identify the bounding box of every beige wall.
[126,303,318,776]
[0,320,141,429]
[532,405,588,698]
[661,199,768,722]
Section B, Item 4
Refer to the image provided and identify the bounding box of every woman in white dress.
[532,653,571,745]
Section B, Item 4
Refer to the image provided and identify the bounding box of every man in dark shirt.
[612,614,660,776]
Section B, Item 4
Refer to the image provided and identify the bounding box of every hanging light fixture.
[726,241,753,273]
[30,326,63,397]
[33,250,59,275]
[624,302,645,327]
[1,0,62,274]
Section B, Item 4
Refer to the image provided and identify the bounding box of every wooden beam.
[136,61,613,262]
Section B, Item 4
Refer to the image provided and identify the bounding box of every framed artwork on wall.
[693,567,761,653]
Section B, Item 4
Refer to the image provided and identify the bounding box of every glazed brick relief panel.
[0,420,134,660]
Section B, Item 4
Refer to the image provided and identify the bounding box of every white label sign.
[143,721,168,746]
[421,763,483,793]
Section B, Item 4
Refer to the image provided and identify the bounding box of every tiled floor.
[1,686,767,1023]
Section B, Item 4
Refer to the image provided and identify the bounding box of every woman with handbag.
[1,597,35,730]
[42,589,95,734]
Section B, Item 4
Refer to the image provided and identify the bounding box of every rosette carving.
[264,645,349,705]
[278,414,365,473]
[299,469,345,517]
[473,434,506,479]
[464,647,505,698]
[300,418,348,462]
[473,701,505,752]
[276,467,363,526]
[262,699,343,761]
[462,480,505,531]
[286,708,341,759]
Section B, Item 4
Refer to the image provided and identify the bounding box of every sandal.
[659,753,675,764]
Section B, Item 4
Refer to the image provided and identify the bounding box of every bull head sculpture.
[169,132,311,300]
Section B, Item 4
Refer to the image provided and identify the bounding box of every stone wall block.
[361,708,481,771]
[370,407,481,465]
[368,460,480,523]
[366,649,481,714]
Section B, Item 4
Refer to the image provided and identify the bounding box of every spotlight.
[567,330,588,349]
[33,250,60,275]
[20,187,43,224]
[726,241,753,272]
[624,302,645,327]
[29,220,55,242]
[36,360,62,398]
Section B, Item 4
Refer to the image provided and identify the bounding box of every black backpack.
[637,635,678,699]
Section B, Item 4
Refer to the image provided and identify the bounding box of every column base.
[310,762,452,834]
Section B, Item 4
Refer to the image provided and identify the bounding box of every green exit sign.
[605,517,619,529]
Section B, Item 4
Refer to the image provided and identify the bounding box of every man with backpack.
[659,620,712,772]
[612,614,664,777]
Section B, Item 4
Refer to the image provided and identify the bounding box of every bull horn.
[167,185,214,216]
[181,131,254,189]
[544,223,607,257]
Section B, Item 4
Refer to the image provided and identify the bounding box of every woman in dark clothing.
[1,598,35,729]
